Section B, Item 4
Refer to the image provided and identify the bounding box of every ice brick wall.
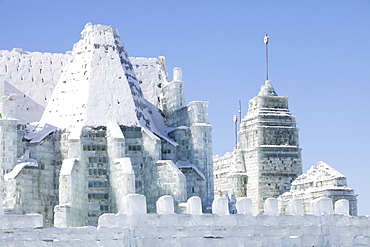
[1,197,370,247]
[214,149,248,198]
[187,101,214,211]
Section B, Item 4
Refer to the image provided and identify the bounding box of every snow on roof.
[293,161,346,185]
[258,80,278,96]
[35,23,175,145]
[130,56,168,107]
[24,122,57,143]
[4,158,38,180]
[176,160,206,181]
[107,121,125,139]
[60,159,77,176]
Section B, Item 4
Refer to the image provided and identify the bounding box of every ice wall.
[54,158,86,227]
[0,196,367,247]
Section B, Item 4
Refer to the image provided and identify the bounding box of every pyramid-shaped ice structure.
[40,23,167,137]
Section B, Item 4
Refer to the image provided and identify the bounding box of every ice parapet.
[287,198,303,216]
[335,199,350,216]
[156,195,174,215]
[264,198,279,216]
[236,197,253,215]
[212,197,229,215]
[310,197,334,216]
[121,194,147,215]
[187,196,202,215]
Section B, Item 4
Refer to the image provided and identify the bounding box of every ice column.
[236,197,253,215]
[156,195,174,214]
[121,194,147,215]
[187,196,202,215]
[288,198,303,216]
[212,197,229,215]
[173,67,183,81]
[335,199,349,216]
[264,198,279,216]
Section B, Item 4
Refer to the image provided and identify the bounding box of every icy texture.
[121,194,147,215]
[335,199,350,216]
[186,196,202,215]
[4,159,37,179]
[39,23,171,146]
[236,197,253,215]
[264,198,278,216]
[212,197,229,215]
[287,198,303,216]
[173,67,183,81]
[310,197,333,216]
[214,79,302,214]
[0,22,213,226]
[279,161,357,216]
[156,195,174,214]
[24,122,57,143]
[0,195,366,246]
[0,194,2,215]
[258,80,277,96]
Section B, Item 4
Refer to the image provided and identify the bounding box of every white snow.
[4,158,38,180]
[176,160,206,181]
[37,23,175,147]
[24,122,57,143]
[60,158,77,176]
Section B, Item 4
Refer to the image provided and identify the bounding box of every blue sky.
[0,0,369,215]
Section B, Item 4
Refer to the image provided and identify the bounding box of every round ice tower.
[173,67,183,81]
[161,67,186,113]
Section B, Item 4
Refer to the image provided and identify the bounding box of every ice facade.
[0,195,368,247]
[213,80,358,215]
[0,23,213,226]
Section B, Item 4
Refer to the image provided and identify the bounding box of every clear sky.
[0,0,369,215]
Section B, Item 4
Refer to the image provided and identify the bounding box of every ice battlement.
[0,194,369,246]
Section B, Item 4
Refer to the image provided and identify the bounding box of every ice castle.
[0,23,213,227]
[0,23,364,246]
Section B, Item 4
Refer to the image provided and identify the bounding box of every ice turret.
[161,67,186,114]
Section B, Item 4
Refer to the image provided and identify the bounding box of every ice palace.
[0,23,366,246]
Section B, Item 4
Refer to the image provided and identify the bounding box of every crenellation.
[0,196,346,245]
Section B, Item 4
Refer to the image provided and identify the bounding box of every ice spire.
[264,34,269,81]
[258,34,277,96]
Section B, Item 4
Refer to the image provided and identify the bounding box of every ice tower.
[213,34,356,215]
[239,80,302,214]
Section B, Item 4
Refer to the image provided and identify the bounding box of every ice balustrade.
[0,194,367,247]
[105,194,347,217]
